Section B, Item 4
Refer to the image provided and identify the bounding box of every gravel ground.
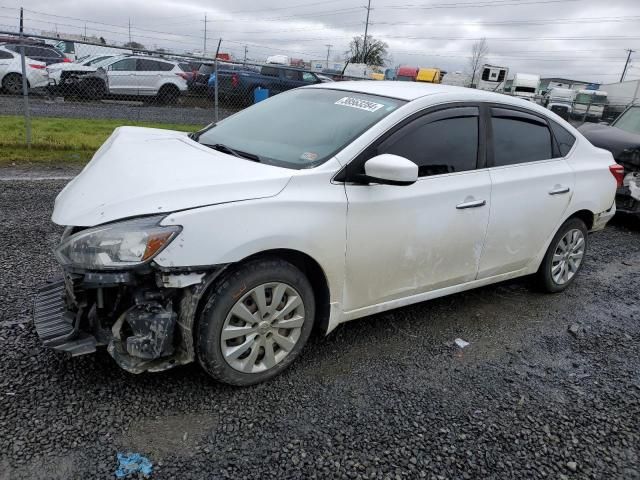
[1,171,639,480]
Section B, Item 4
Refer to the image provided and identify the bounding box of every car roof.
[306,80,531,103]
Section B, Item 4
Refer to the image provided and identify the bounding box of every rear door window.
[137,59,174,71]
[491,108,553,166]
[262,66,279,77]
[110,58,137,71]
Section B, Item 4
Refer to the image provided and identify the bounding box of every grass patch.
[0,115,202,165]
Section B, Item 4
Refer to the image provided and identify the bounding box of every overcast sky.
[2,0,639,83]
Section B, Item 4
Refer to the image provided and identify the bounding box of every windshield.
[197,88,405,169]
[613,106,640,135]
[515,86,536,94]
[84,55,112,66]
[575,93,607,105]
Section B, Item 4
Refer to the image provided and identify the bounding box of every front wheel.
[197,258,315,386]
[536,218,588,293]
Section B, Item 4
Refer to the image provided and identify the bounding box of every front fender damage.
[106,269,226,374]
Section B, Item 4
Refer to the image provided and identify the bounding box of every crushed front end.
[616,148,640,215]
[33,216,223,373]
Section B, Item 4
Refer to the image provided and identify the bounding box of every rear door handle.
[456,199,486,209]
[549,186,570,195]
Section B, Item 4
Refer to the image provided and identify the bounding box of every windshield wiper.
[206,143,261,162]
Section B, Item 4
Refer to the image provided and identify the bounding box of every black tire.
[197,258,315,386]
[2,73,23,95]
[83,79,106,100]
[535,217,588,293]
[157,84,180,104]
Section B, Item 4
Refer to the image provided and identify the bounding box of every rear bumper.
[592,202,617,231]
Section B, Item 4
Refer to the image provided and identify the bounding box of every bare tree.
[469,38,489,88]
[347,35,389,66]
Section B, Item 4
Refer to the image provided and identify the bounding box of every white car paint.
[0,46,48,90]
[52,81,618,334]
[46,55,115,84]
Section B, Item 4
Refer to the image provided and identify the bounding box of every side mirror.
[361,154,418,186]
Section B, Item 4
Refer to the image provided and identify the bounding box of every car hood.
[578,123,640,159]
[52,127,293,227]
[46,63,97,73]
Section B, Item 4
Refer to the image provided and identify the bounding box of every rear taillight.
[609,164,625,187]
[29,64,45,69]
[63,58,72,62]
[231,73,239,87]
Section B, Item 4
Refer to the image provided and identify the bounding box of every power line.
[371,15,640,28]
[386,0,582,9]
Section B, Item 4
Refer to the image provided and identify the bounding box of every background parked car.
[47,55,188,103]
[190,62,257,95]
[579,104,640,215]
[3,43,69,65]
[0,46,48,94]
[216,64,322,104]
[47,55,116,95]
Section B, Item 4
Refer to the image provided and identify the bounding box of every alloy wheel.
[551,228,585,285]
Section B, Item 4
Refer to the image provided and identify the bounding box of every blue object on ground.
[254,87,269,103]
[115,452,153,478]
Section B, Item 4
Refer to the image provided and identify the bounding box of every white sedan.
[0,46,48,94]
[35,82,619,385]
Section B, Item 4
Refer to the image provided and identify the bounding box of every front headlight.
[55,216,181,270]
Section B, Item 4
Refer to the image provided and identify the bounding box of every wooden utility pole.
[620,49,635,82]
[362,0,372,64]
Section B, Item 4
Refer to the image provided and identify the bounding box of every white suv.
[102,56,187,102]
[35,82,619,385]
[0,46,48,94]
[48,55,188,102]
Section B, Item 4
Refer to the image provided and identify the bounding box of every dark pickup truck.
[214,64,323,104]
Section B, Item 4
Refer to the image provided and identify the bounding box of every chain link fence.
[0,31,370,151]
[1,30,638,155]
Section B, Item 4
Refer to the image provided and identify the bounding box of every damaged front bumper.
[616,172,640,215]
[33,267,224,373]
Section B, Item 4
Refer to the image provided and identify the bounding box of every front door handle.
[456,199,486,209]
[549,186,570,195]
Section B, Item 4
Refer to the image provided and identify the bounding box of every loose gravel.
[1,171,639,480]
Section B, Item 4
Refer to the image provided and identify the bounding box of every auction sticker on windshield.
[335,96,385,112]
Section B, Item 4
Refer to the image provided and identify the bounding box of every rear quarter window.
[549,121,576,157]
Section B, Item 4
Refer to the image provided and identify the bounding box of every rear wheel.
[2,73,23,95]
[157,84,180,104]
[536,218,588,293]
[197,258,315,386]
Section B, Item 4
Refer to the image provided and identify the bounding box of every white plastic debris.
[454,338,470,349]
